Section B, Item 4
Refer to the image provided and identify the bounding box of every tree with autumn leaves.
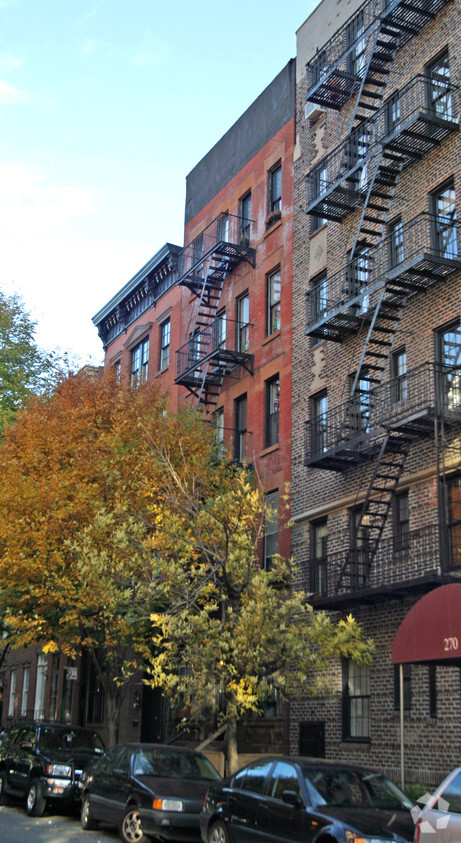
[0,371,374,764]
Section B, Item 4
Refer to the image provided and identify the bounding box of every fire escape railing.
[305,361,461,469]
[306,0,451,109]
[307,523,445,601]
[176,317,254,382]
[306,213,461,339]
[306,75,459,220]
[177,213,255,291]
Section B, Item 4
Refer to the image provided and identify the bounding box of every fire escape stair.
[335,432,413,594]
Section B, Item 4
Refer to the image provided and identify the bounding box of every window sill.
[260,443,280,457]
[310,222,327,239]
[263,330,281,346]
[264,218,283,237]
[155,366,169,377]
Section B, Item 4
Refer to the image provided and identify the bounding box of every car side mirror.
[113,768,128,779]
[282,790,303,808]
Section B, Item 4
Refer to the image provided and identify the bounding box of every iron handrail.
[177,213,253,284]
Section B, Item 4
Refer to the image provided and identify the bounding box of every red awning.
[392,584,461,664]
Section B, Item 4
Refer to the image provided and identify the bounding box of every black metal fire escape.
[175,213,255,411]
[304,0,456,596]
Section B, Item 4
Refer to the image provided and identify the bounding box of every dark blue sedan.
[200,756,415,843]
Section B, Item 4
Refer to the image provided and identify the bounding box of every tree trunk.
[224,716,239,775]
[102,691,120,748]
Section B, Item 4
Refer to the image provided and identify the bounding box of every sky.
[0,0,316,365]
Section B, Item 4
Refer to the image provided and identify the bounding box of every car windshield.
[303,765,413,810]
[39,727,104,753]
[132,748,220,781]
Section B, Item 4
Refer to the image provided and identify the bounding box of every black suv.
[0,722,105,816]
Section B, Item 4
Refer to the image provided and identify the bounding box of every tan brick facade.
[291,0,461,788]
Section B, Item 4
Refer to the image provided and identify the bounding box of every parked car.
[200,756,415,843]
[414,766,461,841]
[0,721,105,816]
[79,742,221,843]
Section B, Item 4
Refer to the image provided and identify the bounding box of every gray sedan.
[414,767,461,841]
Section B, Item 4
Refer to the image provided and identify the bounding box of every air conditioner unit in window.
[305,102,326,122]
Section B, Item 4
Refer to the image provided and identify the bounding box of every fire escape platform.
[305,362,461,471]
[305,0,451,110]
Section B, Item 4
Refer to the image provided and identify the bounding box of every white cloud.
[0,79,28,104]
[130,35,169,67]
[0,53,23,70]
[0,163,97,229]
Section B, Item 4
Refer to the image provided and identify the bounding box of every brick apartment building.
[291,0,461,787]
[0,61,296,751]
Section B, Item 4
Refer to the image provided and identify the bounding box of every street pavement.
[0,801,118,842]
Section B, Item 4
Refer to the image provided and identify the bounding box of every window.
[347,10,366,77]
[436,321,461,412]
[447,476,461,568]
[21,666,30,717]
[217,212,229,242]
[159,319,170,370]
[113,358,121,383]
[385,90,401,135]
[311,518,327,596]
[264,490,279,572]
[350,507,370,589]
[350,371,371,434]
[214,310,226,350]
[310,272,328,347]
[267,269,281,335]
[240,192,251,245]
[432,182,458,259]
[237,293,250,352]
[348,249,370,314]
[434,771,461,814]
[131,336,149,387]
[268,761,300,800]
[214,408,224,457]
[311,164,327,233]
[391,347,407,403]
[393,491,410,552]
[265,376,280,447]
[269,164,282,214]
[311,48,328,85]
[312,391,328,455]
[8,669,16,718]
[394,663,411,711]
[234,395,247,463]
[389,217,404,268]
[237,759,273,794]
[427,50,452,120]
[342,659,370,740]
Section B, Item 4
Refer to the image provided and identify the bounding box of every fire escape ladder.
[349,151,403,261]
[349,23,401,130]
[335,431,412,593]
[189,253,227,339]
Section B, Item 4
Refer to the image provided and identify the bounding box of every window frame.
[268,163,282,215]
[264,490,279,572]
[310,517,328,596]
[239,192,252,245]
[431,179,458,260]
[391,346,407,404]
[234,394,247,464]
[236,293,250,353]
[311,390,328,455]
[393,490,410,553]
[394,663,412,711]
[130,336,149,388]
[426,49,452,120]
[342,658,370,741]
[265,375,280,448]
[267,268,281,336]
[159,318,171,371]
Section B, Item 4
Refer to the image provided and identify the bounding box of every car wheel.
[26,779,46,817]
[81,793,99,830]
[0,771,8,805]
[119,805,148,843]
[208,820,230,843]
